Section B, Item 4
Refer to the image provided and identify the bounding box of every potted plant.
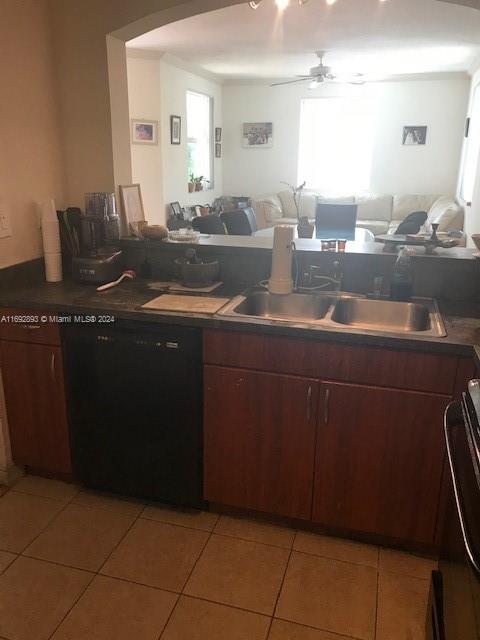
[188,173,196,193]
[192,175,204,192]
[282,181,313,238]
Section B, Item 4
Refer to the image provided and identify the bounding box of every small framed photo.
[170,115,181,145]
[215,143,221,158]
[402,126,427,146]
[215,127,222,142]
[169,201,183,218]
[242,122,273,148]
[119,184,145,236]
[131,119,158,145]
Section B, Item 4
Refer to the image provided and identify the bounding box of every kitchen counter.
[1,277,479,357]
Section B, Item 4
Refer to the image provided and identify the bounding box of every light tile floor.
[0,475,437,640]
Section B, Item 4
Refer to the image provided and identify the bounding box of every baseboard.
[0,463,24,487]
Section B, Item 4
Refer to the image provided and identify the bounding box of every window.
[297,96,376,193]
[460,84,480,204]
[186,90,212,188]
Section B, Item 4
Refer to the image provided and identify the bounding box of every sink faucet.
[300,260,343,292]
[268,225,295,294]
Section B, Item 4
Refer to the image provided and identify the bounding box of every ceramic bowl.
[472,234,480,253]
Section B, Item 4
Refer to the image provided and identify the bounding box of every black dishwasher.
[63,321,204,508]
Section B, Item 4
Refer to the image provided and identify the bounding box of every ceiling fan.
[270,51,365,87]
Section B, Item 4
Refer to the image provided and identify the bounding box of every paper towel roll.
[44,252,62,283]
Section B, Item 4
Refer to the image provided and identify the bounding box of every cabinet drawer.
[0,308,60,345]
[203,329,458,394]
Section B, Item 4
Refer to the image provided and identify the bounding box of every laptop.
[315,203,358,240]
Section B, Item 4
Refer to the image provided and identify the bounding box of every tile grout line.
[273,616,365,640]
[265,530,297,639]
[17,488,81,556]
[45,497,147,640]
[156,515,219,640]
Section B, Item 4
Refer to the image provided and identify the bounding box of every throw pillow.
[427,197,462,232]
[395,211,428,235]
[277,190,298,218]
[263,198,283,222]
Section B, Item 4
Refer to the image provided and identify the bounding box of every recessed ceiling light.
[275,0,290,10]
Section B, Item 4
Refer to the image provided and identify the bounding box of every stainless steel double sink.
[217,290,446,338]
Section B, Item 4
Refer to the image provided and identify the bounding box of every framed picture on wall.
[402,126,427,146]
[242,122,273,148]
[215,143,221,158]
[215,127,222,142]
[170,115,181,144]
[131,119,158,145]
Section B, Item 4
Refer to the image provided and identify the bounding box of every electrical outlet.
[0,206,12,239]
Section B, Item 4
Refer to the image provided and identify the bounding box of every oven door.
[432,400,480,640]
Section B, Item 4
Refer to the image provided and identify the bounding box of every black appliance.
[72,192,122,285]
[71,249,123,285]
[63,321,204,508]
[427,380,480,639]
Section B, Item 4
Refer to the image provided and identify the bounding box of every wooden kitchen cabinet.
[0,335,72,476]
[204,364,318,519]
[312,382,449,546]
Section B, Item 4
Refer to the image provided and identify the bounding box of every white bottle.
[268,225,295,295]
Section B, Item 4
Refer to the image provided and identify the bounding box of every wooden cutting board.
[141,294,230,314]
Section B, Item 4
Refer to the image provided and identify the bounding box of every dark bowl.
[174,258,220,287]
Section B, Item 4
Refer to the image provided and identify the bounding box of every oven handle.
[444,401,480,575]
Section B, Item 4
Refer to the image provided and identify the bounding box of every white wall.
[370,78,469,194]
[127,55,164,224]
[127,54,224,221]
[461,67,480,244]
[222,77,469,198]
[0,0,64,269]
[159,57,223,212]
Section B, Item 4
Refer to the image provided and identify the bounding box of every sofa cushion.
[355,194,393,222]
[427,196,464,232]
[298,193,355,220]
[262,196,284,222]
[278,190,298,218]
[299,192,317,219]
[392,195,439,221]
[316,194,355,205]
[356,220,389,236]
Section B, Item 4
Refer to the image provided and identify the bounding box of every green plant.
[281,181,306,219]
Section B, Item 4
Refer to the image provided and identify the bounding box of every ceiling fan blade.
[270,78,311,86]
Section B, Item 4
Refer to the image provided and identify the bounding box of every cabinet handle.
[50,352,56,381]
[306,385,312,422]
[324,388,330,424]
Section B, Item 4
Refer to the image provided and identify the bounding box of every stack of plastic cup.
[41,199,62,282]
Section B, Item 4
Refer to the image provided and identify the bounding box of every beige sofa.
[252,190,465,239]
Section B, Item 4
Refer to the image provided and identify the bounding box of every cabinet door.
[313,382,449,546]
[204,365,318,519]
[0,340,71,474]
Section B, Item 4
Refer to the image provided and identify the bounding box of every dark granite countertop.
[0,276,479,359]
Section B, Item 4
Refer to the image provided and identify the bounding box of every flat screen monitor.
[315,203,358,240]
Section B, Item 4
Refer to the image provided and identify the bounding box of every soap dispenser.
[390,248,414,301]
